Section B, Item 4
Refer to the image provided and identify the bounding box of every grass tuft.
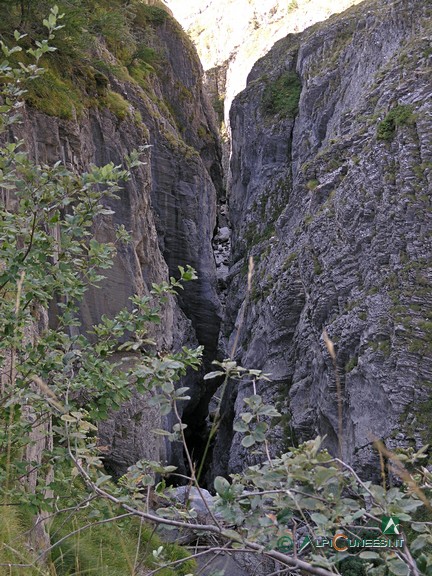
[103,91,130,120]
[26,70,84,120]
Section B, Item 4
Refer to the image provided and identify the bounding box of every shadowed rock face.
[16,9,222,476]
[123,13,223,363]
[213,0,432,478]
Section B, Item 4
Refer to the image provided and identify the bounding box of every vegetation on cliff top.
[0,0,172,119]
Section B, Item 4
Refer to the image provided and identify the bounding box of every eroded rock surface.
[213,0,432,478]
[17,7,222,476]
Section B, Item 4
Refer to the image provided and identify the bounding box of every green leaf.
[141,474,155,486]
[387,559,409,576]
[359,551,381,560]
[411,522,428,533]
[253,425,267,442]
[214,476,230,496]
[314,465,338,486]
[161,381,174,394]
[400,498,424,512]
[204,371,224,380]
[257,404,281,417]
[415,553,430,574]
[311,512,329,526]
[411,534,429,553]
[221,529,241,542]
[95,474,112,487]
[276,508,293,523]
[241,435,255,448]
[241,412,253,424]
[352,508,366,520]
[159,403,172,416]
[60,414,77,423]
[254,422,267,434]
[233,420,249,433]
[152,429,171,436]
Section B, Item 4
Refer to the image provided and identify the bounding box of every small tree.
[0,9,202,571]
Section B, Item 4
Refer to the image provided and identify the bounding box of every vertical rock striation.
[214,0,432,478]
[16,6,223,476]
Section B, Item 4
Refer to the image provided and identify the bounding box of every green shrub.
[345,356,358,372]
[377,104,415,141]
[282,252,297,271]
[307,179,319,190]
[313,254,322,275]
[134,45,159,67]
[0,0,170,120]
[262,71,302,118]
[213,95,224,118]
[133,4,169,27]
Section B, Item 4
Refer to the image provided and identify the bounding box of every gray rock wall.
[16,9,222,476]
[214,0,432,478]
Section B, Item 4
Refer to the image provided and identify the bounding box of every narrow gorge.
[14,0,431,483]
[170,0,432,483]
[0,0,432,576]
[1,1,431,571]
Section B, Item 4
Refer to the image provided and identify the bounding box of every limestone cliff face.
[213,0,432,478]
[136,14,223,361]
[166,0,362,125]
[18,7,222,475]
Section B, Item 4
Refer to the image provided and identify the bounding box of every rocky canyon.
[1,0,432,573]
[5,0,432,488]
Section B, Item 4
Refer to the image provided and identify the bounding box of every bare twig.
[172,400,222,529]
[333,458,378,504]
[68,449,336,576]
